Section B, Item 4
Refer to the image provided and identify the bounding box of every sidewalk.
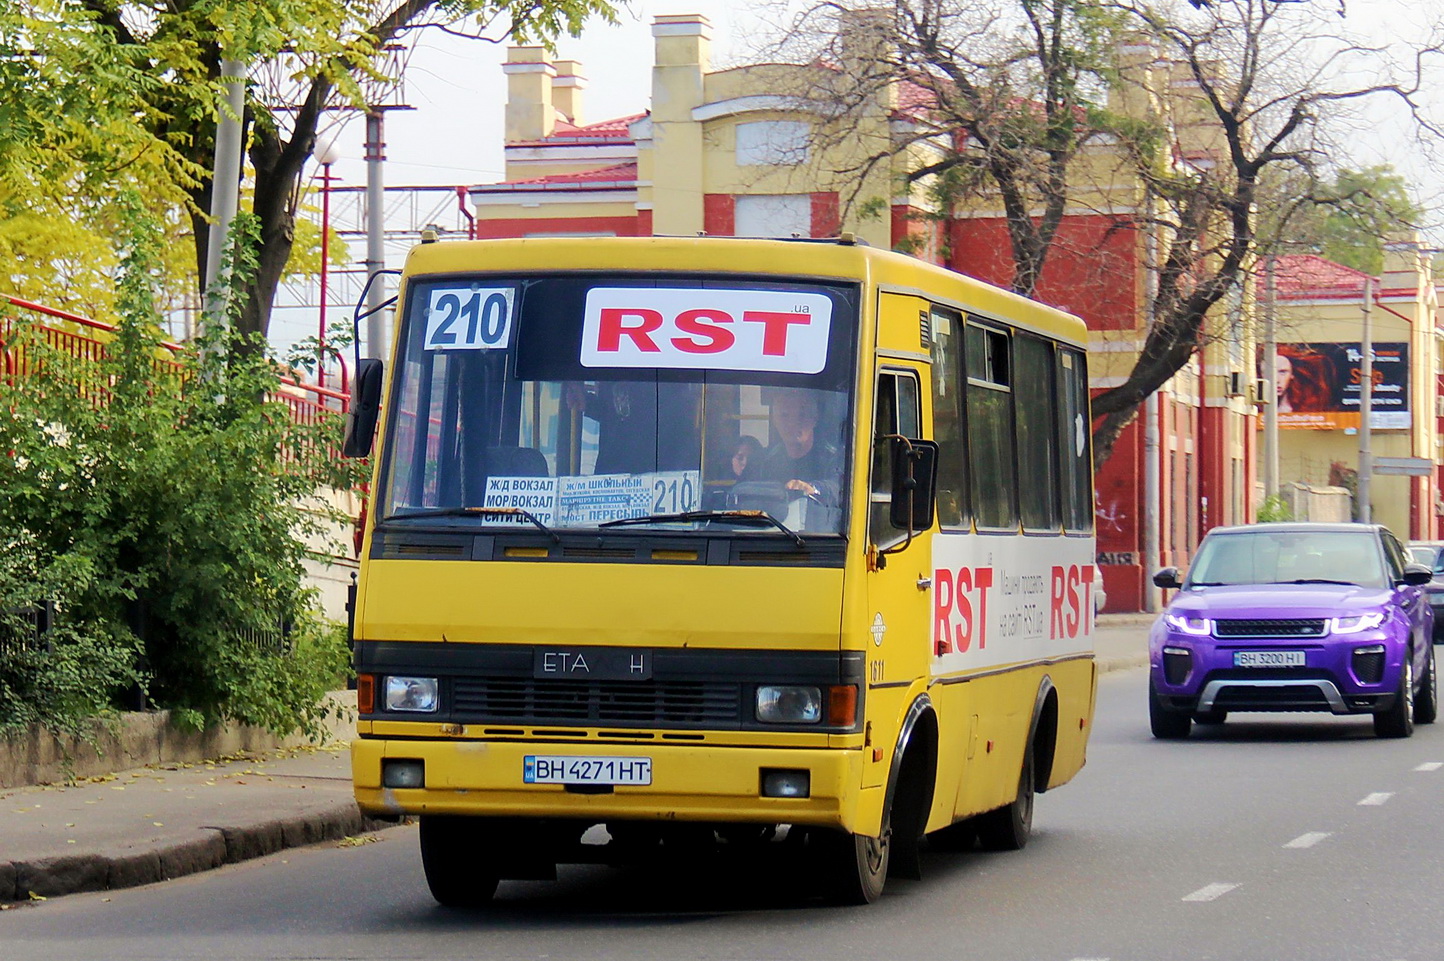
[0,616,1153,905]
[0,737,392,904]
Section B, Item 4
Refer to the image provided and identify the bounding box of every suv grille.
[1213,618,1327,638]
[451,677,741,727]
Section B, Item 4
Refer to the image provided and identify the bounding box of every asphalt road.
[5,663,1444,961]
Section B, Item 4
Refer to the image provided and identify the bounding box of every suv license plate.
[1235,651,1306,668]
[524,756,652,786]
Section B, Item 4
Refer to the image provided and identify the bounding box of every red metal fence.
[1,294,350,418]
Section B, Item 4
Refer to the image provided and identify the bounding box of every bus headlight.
[384,676,439,712]
[756,685,822,724]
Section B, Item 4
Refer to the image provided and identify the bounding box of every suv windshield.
[377,274,859,536]
[1185,529,1388,589]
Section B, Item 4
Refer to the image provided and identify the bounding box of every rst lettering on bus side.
[1048,564,1096,640]
[931,540,1095,666]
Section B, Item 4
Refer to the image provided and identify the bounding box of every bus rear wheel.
[974,746,1034,852]
[419,815,501,908]
[816,815,890,905]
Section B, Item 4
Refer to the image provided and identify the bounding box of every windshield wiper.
[382,506,559,542]
[1189,581,1228,587]
[599,509,806,547]
[1274,578,1357,586]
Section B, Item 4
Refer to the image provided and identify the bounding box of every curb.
[1,802,401,903]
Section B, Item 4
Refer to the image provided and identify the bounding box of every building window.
[733,194,811,238]
[735,121,810,166]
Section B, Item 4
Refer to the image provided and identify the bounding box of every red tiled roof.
[1272,254,1373,299]
[894,79,937,119]
[510,113,648,147]
[477,162,639,191]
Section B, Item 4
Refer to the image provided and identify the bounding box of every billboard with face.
[1261,342,1410,429]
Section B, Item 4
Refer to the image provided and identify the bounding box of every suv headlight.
[384,675,439,712]
[1164,613,1211,636]
[1332,612,1385,634]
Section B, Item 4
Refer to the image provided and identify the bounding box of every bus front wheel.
[419,815,501,908]
[816,814,890,905]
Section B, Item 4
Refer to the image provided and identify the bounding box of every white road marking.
[1358,792,1394,806]
[1283,832,1331,849]
[1182,882,1240,902]
[1414,762,1443,772]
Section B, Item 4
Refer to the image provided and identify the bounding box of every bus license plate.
[1234,651,1306,668]
[524,756,652,786]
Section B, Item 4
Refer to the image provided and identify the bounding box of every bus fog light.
[382,759,425,789]
[384,676,439,712]
[761,769,810,798]
[756,685,822,723]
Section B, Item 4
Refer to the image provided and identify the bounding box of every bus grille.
[451,677,741,727]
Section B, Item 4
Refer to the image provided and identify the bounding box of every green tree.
[0,4,198,318]
[56,0,617,341]
[1273,165,1424,273]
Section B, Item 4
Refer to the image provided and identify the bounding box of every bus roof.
[401,236,1088,347]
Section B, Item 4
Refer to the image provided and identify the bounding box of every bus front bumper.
[353,737,870,833]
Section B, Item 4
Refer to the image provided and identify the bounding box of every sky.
[268,0,1444,357]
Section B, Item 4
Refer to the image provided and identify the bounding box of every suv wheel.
[1374,655,1416,738]
[1149,679,1192,739]
[1414,645,1438,725]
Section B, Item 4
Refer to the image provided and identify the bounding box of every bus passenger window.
[1056,348,1094,531]
[1015,335,1060,531]
[966,323,1017,530]
[929,307,968,529]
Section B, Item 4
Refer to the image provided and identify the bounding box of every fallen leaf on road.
[28,891,46,901]
[336,836,378,848]
[153,822,163,826]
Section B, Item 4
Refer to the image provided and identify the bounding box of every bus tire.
[419,815,500,908]
[974,745,1034,852]
[817,813,890,905]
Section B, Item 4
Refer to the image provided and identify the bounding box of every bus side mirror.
[342,358,384,458]
[889,438,939,534]
[1152,567,1182,590]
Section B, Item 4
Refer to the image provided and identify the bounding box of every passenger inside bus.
[731,434,763,479]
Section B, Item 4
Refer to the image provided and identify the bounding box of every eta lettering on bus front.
[933,566,993,656]
[1049,564,1095,639]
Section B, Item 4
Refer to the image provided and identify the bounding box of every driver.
[743,389,841,507]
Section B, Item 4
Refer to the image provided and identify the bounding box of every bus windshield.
[377,274,860,536]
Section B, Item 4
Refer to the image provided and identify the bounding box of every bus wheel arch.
[974,675,1057,851]
[1030,676,1059,794]
[883,694,939,881]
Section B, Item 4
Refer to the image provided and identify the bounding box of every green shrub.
[0,199,364,737]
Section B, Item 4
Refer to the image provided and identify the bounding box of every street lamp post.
[314,140,341,388]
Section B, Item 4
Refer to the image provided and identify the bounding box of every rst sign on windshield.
[580,288,833,373]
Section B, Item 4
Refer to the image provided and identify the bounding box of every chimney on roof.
[837,9,897,113]
[551,60,585,126]
[504,46,556,142]
[649,14,710,235]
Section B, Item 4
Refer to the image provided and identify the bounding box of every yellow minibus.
[345,235,1097,905]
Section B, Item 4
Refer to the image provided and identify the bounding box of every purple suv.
[1150,523,1437,739]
